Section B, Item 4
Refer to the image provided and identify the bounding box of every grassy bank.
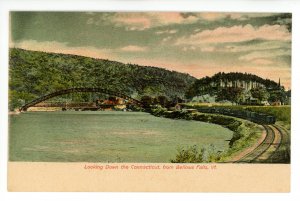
[150,106,262,162]
[183,104,291,127]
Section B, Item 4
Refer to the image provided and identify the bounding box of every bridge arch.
[19,87,143,111]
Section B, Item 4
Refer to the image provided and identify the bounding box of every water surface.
[9,111,233,162]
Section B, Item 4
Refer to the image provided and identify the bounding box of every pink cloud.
[119,45,148,52]
[197,13,277,21]
[239,49,291,61]
[112,12,198,30]
[91,12,280,31]
[154,13,197,25]
[10,40,115,60]
[200,46,215,52]
[198,13,230,21]
[252,59,273,65]
[176,24,291,46]
[113,13,152,30]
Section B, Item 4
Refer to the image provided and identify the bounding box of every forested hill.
[9,48,196,109]
[186,72,283,100]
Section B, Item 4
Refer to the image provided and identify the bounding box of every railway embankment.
[150,105,290,163]
[150,106,262,162]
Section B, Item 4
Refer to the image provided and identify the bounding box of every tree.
[140,96,153,107]
[154,95,169,107]
[268,90,287,104]
[216,87,244,104]
[250,87,270,102]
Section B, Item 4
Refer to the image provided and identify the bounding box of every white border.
[1,0,300,200]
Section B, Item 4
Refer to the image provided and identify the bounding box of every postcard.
[8,11,291,192]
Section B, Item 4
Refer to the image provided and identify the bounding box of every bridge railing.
[35,102,97,107]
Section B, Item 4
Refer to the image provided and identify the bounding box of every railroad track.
[268,124,291,163]
[273,124,290,145]
[235,125,283,163]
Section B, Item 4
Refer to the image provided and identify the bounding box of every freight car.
[196,107,276,124]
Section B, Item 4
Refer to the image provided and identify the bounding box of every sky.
[10,12,292,89]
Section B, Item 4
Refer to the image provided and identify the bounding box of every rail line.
[252,125,282,162]
[273,124,290,145]
[235,125,284,163]
[268,124,290,163]
[192,107,288,163]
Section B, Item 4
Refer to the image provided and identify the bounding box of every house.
[261,100,270,106]
[271,100,281,106]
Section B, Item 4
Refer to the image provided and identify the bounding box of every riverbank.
[183,104,291,128]
[9,111,20,115]
[149,106,262,162]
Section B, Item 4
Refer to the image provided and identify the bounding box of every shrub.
[170,144,222,163]
[170,145,205,163]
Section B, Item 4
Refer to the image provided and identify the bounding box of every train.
[196,107,276,124]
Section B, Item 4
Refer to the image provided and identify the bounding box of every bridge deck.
[20,87,144,111]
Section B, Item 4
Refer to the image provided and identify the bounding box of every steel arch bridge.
[19,87,143,112]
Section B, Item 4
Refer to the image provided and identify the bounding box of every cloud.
[162,36,172,42]
[200,46,215,52]
[196,13,277,21]
[252,59,274,65]
[243,13,283,19]
[223,41,290,53]
[198,13,232,21]
[10,40,114,60]
[175,24,291,46]
[155,29,178,35]
[113,14,152,30]
[110,12,198,30]
[10,12,291,89]
[119,45,148,52]
[10,40,290,89]
[239,49,291,61]
[197,40,290,54]
[182,46,196,52]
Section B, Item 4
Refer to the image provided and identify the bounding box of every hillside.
[186,72,287,105]
[9,48,196,109]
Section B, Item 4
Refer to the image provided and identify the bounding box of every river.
[9,111,233,162]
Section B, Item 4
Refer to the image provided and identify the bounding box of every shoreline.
[149,107,262,162]
[9,111,20,115]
